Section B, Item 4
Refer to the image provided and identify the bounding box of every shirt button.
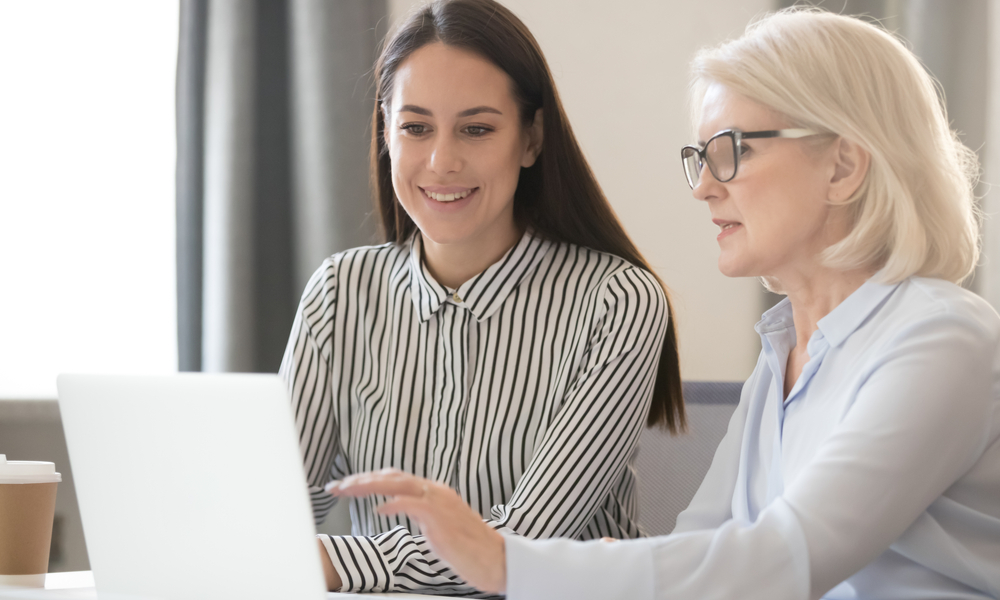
[452,292,462,303]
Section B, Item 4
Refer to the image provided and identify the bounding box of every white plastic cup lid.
[0,455,62,484]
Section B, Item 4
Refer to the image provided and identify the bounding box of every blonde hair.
[690,7,980,286]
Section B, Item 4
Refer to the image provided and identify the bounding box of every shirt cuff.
[505,535,657,600]
[319,533,392,593]
[317,535,348,591]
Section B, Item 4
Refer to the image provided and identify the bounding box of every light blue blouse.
[506,276,1000,600]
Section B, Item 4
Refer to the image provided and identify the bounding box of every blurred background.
[0,0,994,573]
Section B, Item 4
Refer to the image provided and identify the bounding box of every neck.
[778,264,875,349]
[421,224,523,290]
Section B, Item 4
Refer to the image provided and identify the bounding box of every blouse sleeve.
[506,309,998,600]
[279,260,349,525]
[670,365,757,533]
[324,266,670,595]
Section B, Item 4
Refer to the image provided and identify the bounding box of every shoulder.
[889,277,1000,338]
[549,242,667,311]
[317,242,404,279]
[297,242,406,320]
[853,278,1000,443]
[303,242,405,294]
[860,277,1000,365]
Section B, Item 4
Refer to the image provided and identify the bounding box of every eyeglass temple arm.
[740,128,818,140]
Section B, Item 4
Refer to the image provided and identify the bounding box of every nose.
[427,133,462,175]
[691,163,724,203]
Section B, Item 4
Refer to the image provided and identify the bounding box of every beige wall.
[387,0,774,381]
[980,0,1000,310]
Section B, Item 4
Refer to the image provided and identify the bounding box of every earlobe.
[829,137,870,203]
[520,108,544,168]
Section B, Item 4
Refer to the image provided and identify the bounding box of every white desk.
[0,572,447,599]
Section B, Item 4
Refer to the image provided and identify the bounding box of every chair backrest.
[635,380,742,536]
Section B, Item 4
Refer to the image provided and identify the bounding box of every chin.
[718,262,767,281]
[414,221,476,247]
[717,248,768,279]
[716,257,746,279]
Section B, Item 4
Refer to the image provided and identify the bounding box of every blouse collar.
[754,272,901,348]
[408,230,553,324]
[815,275,899,348]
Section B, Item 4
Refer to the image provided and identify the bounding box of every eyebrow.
[458,106,502,117]
[397,104,503,117]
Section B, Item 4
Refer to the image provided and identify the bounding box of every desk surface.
[0,572,447,599]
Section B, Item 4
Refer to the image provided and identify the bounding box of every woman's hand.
[327,469,507,593]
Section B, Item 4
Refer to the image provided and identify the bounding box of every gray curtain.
[176,0,387,373]
[764,0,990,313]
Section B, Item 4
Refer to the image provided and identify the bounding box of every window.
[0,2,179,398]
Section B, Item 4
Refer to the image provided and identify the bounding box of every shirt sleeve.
[324,266,670,595]
[506,309,997,600]
[279,260,348,526]
[506,500,809,600]
[671,365,757,533]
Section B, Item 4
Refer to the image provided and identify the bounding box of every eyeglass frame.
[680,128,819,189]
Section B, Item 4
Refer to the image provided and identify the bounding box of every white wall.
[387,0,773,381]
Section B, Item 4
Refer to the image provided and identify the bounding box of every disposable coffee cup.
[0,455,61,588]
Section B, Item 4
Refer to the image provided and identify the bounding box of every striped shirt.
[279,230,668,595]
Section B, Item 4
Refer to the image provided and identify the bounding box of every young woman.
[330,8,1000,599]
[278,0,684,594]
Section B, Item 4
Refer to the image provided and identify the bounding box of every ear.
[828,136,870,203]
[520,108,544,168]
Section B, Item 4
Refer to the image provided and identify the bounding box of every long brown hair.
[370,0,685,432]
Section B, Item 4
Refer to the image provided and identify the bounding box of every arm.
[507,311,998,600]
[317,537,342,591]
[325,267,669,594]
[488,268,668,538]
[671,368,756,533]
[279,262,350,590]
[279,261,348,523]
[330,471,507,593]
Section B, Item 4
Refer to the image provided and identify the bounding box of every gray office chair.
[635,381,742,536]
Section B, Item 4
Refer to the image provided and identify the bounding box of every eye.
[463,124,493,137]
[738,143,751,157]
[400,123,428,136]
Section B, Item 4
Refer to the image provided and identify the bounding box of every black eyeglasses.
[680,128,819,189]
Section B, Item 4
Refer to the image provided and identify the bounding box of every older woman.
[329,7,1000,599]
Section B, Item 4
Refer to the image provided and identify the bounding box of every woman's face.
[693,84,847,281]
[384,42,541,251]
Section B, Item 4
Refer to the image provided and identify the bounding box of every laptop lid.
[56,373,327,600]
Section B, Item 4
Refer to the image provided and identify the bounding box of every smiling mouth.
[720,223,740,231]
[421,187,476,202]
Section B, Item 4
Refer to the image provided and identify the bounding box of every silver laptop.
[55,373,327,600]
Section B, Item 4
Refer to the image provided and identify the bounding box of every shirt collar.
[755,296,794,335]
[408,230,553,324]
[815,274,899,348]
[753,273,901,346]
